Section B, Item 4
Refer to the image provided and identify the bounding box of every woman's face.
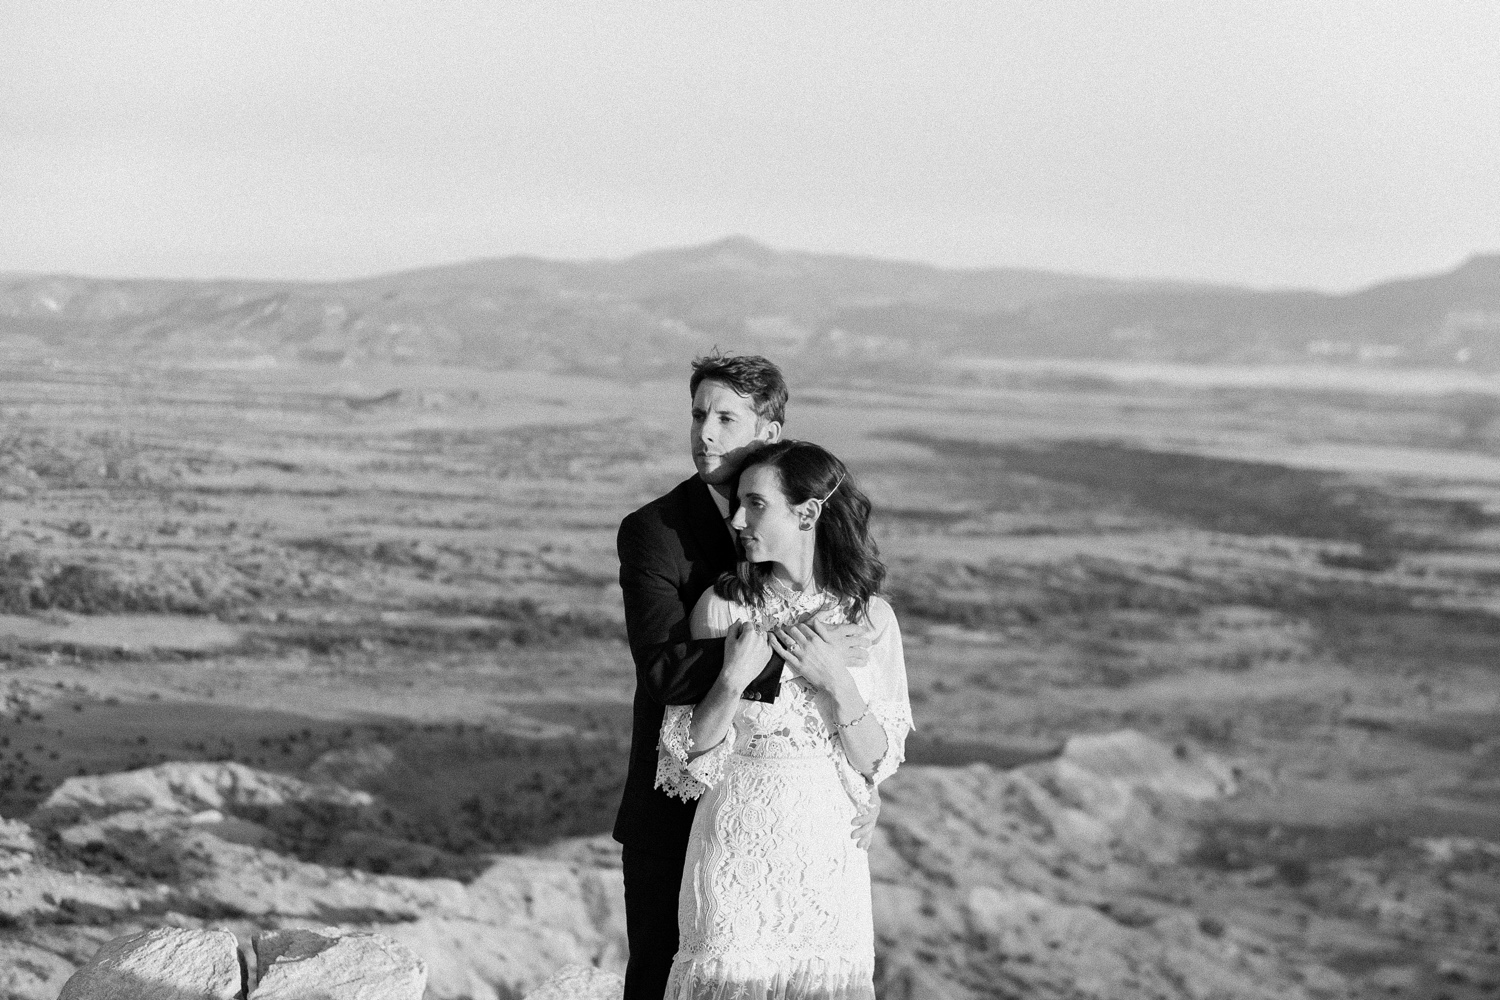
[731,464,805,566]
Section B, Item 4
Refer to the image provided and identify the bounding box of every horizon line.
[1,235,1495,297]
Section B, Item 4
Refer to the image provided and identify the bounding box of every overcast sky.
[4,2,1497,290]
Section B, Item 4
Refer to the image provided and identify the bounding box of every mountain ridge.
[3,238,1498,376]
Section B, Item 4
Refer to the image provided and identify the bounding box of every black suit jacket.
[613,475,777,853]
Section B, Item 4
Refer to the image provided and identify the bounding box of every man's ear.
[759,419,783,444]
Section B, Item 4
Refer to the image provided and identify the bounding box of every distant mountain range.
[3,237,1499,377]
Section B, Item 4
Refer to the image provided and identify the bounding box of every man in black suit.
[614,354,875,1000]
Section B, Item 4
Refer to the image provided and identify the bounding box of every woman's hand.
[719,620,773,694]
[686,620,768,763]
[769,620,864,695]
[773,619,888,777]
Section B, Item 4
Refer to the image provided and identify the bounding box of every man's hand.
[851,782,881,850]
[769,619,872,692]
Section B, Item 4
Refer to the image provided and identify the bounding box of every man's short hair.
[689,353,788,426]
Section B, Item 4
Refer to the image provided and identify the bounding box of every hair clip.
[816,472,845,505]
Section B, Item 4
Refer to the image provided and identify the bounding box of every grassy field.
[3,356,1499,993]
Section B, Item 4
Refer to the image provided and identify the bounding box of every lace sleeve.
[866,701,912,785]
[856,597,913,786]
[655,705,703,801]
[656,704,735,800]
[655,588,743,800]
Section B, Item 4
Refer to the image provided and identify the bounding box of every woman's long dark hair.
[715,440,886,623]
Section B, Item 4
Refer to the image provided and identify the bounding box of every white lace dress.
[656,585,912,1000]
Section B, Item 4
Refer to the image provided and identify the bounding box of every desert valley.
[2,242,1499,998]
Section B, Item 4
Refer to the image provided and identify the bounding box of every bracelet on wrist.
[832,707,869,733]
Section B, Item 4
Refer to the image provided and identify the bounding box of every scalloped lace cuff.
[656,704,732,801]
[866,699,913,786]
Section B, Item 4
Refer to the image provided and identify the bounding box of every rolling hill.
[2,237,1498,377]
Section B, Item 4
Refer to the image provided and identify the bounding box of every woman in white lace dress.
[655,440,912,1000]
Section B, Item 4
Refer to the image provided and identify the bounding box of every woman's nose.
[730,507,747,529]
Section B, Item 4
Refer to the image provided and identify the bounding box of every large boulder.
[251,927,426,1000]
[57,926,243,1000]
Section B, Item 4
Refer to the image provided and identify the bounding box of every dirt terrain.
[2,355,1499,998]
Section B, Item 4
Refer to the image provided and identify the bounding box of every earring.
[799,518,814,531]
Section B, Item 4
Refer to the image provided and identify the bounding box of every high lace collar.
[760,578,847,628]
[768,574,816,598]
[766,575,828,608]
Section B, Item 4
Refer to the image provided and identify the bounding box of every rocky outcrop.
[305,744,399,789]
[382,854,625,998]
[252,927,426,999]
[1,731,1403,999]
[37,760,374,820]
[3,761,626,1000]
[57,927,243,1000]
[869,731,1328,1000]
[0,816,37,872]
[520,965,625,1000]
[53,925,429,1000]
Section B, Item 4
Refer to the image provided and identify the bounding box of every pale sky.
[4,1,1498,290]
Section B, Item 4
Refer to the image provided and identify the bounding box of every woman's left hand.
[769,620,858,693]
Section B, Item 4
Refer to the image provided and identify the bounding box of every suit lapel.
[684,476,737,570]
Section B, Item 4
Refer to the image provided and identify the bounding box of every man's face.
[689,380,781,486]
